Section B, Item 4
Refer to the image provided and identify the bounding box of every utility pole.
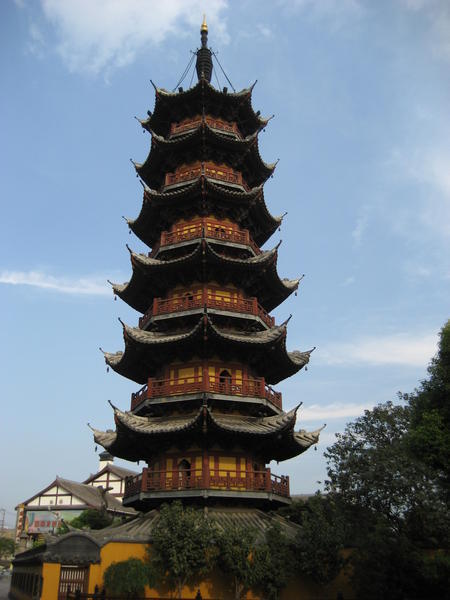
[0,508,5,532]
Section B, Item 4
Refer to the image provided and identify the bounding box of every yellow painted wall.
[42,563,60,600]
[87,543,147,594]
[178,366,195,380]
[219,456,236,472]
[13,542,354,599]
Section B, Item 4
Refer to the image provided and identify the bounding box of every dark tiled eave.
[128,177,281,247]
[142,79,268,138]
[91,405,322,463]
[135,125,274,190]
[112,242,299,314]
[102,316,311,385]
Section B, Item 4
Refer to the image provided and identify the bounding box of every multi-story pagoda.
[92,19,323,511]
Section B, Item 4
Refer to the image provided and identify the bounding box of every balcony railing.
[131,375,282,411]
[170,116,241,138]
[138,291,274,329]
[149,219,260,256]
[164,161,249,191]
[124,467,289,499]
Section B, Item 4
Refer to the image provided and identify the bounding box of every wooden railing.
[131,375,282,410]
[164,161,249,190]
[124,467,289,499]
[149,219,260,256]
[138,291,274,329]
[170,115,241,138]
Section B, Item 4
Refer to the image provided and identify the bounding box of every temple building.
[9,22,354,600]
[14,452,136,548]
[91,19,322,512]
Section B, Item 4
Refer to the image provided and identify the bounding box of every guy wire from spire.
[211,50,235,92]
[212,61,221,90]
[189,58,197,88]
[172,51,196,92]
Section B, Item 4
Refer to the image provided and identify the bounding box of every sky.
[1,0,449,527]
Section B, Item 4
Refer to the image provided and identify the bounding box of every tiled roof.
[102,316,311,384]
[112,241,299,314]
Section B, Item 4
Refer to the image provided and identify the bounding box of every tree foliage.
[323,320,450,598]
[69,509,113,531]
[146,502,217,599]
[281,494,347,585]
[406,320,450,483]
[253,523,295,600]
[0,537,15,558]
[216,524,257,600]
[103,558,148,598]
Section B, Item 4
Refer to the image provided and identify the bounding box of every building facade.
[14,453,136,547]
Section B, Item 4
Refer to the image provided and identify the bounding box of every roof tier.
[142,79,268,139]
[102,316,312,385]
[134,125,275,190]
[128,177,282,248]
[91,405,323,463]
[112,241,299,314]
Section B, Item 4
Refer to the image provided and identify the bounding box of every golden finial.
[201,14,208,33]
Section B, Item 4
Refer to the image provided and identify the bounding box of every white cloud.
[342,275,355,286]
[398,0,450,62]
[351,205,369,246]
[38,0,229,76]
[388,145,450,241]
[299,402,372,421]
[256,23,273,38]
[0,270,111,296]
[279,0,363,27]
[27,22,46,57]
[319,331,438,367]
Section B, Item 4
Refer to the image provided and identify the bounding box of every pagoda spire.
[196,15,212,83]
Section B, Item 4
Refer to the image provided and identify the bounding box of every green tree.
[284,494,347,585]
[69,509,113,530]
[103,558,148,598]
[406,320,450,484]
[0,537,15,558]
[253,523,295,600]
[323,324,450,598]
[216,524,257,600]
[146,501,217,599]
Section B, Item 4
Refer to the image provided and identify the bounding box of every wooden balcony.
[170,116,241,138]
[131,375,282,411]
[149,219,261,256]
[164,161,249,190]
[138,290,274,329]
[124,467,289,500]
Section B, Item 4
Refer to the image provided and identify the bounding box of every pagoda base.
[123,487,292,510]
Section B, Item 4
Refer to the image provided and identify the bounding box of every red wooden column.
[265,468,272,492]
[141,468,148,492]
[246,457,252,490]
[202,361,209,392]
[202,451,210,488]
[161,458,167,490]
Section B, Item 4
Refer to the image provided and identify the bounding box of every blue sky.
[1,0,449,526]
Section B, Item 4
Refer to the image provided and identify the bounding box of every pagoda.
[91,19,323,511]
